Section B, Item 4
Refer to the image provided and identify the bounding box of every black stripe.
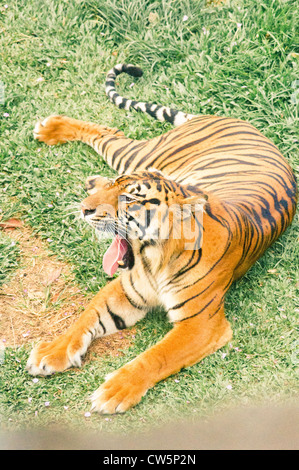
[106,304,126,330]
[145,103,162,119]
[117,141,148,173]
[147,198,161,205]
[139,239,157,254]
[208,301,223,320]
[163,107,177,123]
[88,328,95,339]
[173,297,215,323]
[139,253,156,290]
[129,272,147,303]
[111,67,122,77]
[144,117,231,170]
[168,281,215,311]
[110,140,136,168]
[172,248,202,281]
[117,99,127,109]
[99,320,106,335]
[101,136,119,156]
[159,124,257,171]
[120,279,147,310]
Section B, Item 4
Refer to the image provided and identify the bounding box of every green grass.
[0,231,20,287]
[0,0,298,434]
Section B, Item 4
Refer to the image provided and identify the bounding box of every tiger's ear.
[179,194,208,219]
[85,175,114,195]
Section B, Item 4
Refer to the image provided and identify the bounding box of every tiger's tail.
[105,63,196,127]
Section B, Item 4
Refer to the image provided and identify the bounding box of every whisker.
[82,216,134,249]
[62,201,80,206]
[64,212,81,219]
[62,204,81,213]
[65,209,81,214]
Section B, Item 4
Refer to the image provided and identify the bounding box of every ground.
[0,223,135,355]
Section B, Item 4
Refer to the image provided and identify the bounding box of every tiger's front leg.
[26,278,148,376]
[90,297,232,414]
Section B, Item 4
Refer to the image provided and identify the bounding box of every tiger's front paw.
[33,115,76,145]
[90,365,150,414]
[26,335,85,376]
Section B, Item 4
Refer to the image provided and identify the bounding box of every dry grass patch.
[0,224,135,358]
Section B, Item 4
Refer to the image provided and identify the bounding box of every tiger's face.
[80,170,206,276]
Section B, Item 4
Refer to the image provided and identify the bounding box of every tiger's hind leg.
[33,115,136,172]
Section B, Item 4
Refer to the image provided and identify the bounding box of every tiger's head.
[80,170,207,276]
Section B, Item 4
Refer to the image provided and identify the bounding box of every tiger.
[27,63,297,414]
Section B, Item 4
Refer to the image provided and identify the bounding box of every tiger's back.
[94,110,296,278]
[160,115,296,243]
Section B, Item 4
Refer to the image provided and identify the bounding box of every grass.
[0,231,20,286]
[0,0,298,435]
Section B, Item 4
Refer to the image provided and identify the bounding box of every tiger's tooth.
[118,261,125,266]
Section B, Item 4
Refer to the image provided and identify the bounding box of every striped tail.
[105,63,196,127]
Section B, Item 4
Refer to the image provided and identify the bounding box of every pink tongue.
[103,235,128,276]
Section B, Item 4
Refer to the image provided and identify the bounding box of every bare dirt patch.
[0,224,136,358]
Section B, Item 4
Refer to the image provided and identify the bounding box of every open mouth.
[102,235,134,276]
